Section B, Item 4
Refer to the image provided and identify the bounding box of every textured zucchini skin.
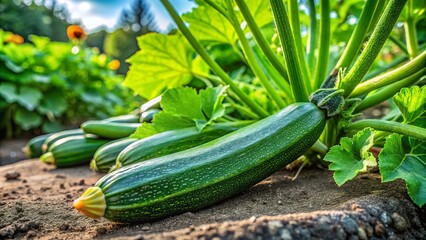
[93,103,325,222]
[23,134,52,158]
[42,136,110,167]
[81,121,140,139]
[90,138,138,172]
[104,114,140,123]
[114,122,250,171]
[42,129,84,152]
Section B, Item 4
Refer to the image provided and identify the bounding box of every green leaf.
[393,86,426,126]
[200,85,228,121]
[246,0,274,28]
[182,2,237,45]
[14,107,43,130]
[17,86,42,111]
[124,34,207,99]
[324,128,377,186]
[0,82,19,103]
[38,90,67,116]
[161,87,205,120]
[379,133,426,207]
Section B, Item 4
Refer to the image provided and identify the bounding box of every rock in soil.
[0,159,424,239]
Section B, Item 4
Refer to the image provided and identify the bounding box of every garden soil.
[1,159,425,239]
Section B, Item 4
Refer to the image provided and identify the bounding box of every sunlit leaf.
[394,86,426,127]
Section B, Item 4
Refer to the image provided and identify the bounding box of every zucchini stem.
[306,0,317,73]
[160,0,269,118]
[313,0,330,90]
[348,119,426,141]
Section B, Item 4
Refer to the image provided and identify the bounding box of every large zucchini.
[81,121,140,139]
[42,129,84,152]
[23,133,52,158]
[113,121,252,171]
[40,135,110,167]
[90,138,138,173]
[74,103,325,222]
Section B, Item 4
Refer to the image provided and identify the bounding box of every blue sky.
[52,0,195,32]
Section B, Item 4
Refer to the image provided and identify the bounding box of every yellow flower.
[67,25,86,41]
[5,34,24,44]
[108,59,120,70]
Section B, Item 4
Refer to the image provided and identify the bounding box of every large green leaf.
[182,3,237,44]
[17,86,42,111]
[123,34,207,99]
[0,82,19,103]
[379,133,426,207]
[38,90,67,116]
[14,107,43,130]
[394,86,426,127]
[324,128,377,186]
[161,87,204,120]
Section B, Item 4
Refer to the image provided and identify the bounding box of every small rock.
[78,179,85,186]
[279,229,292,240]
[66,194,73,199]
[277,200,283,205]
[249,216,256,223]
[391,213,408,232]
[59,224,69,231]
[357,227,367,240]
[267,220,283,235]
[141,225,150,231]
[22,179,27,183]
[342,217,358,234]
[379,212,392,226]
[55,174,66,179]
[374,222,386,236]
[59,183,66,189]
[3,193,10,197]
[5,171,20,180]
[40,187,51,191]
[318,216,330,225]
[11,190,17,194]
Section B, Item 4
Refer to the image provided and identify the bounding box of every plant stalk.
[160,0,268,118]
[313,0,330,90]
[351,50,426,97]
[348,119,426,141]
[339,0,407,96]
[224,0,286,109]
[269,0,309,102]
[306,0,317,73]
[404,18,419,59]
[234,0,289,82]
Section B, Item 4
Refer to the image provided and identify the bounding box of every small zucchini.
[42,129,84,152]
[74,103,325,222]
[113,121,252,171]
[104,114,140,123]
[140,96,161,114]
[23,134,52,158]
[139,109,160,123]
[90,138,138,173]
[40,135,110,167]
[81,121,140,139]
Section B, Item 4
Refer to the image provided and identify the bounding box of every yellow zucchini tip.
[40,152,55,164]
[89,159,98,171]
[73,186,106,219]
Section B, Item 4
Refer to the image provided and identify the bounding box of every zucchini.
[90,138,138,173]
[113,121,252,171]
[81,121,140,139]
[140,96,161,113]
[73,103,325,222]
[23,134,52,158]
[139,109,160,123]
[104,114,140,123]
[42,129,84,152]
[40,135,110,167]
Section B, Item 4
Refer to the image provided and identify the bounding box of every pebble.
[357,227,367,240]
[78,179,85,186]
[391,213,408,232]
[342,217,358,234]
[267,221,283,235]
[59,224,69,231]
[5,171,20,180]
[60,183,66,189]
[374,222,386,236]
[141,225,150,231]
[279,229,292,240]
[379,212,392,226]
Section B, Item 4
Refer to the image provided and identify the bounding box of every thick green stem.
[234,0,289,82]
[225,0,285,109]
[348,119,426,141]
[351,50,426,97]
[311,140,328,155]
[306,0,317,73]
[334,0,381,71]
[288,0,311,91]
[313,0,330,90]
[339,0,407,97]
[160,0,268,118]
[355,68,425,112]
[269,0,309,102]
[404,18,419,59]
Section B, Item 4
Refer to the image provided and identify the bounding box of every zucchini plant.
[74,0,426,222]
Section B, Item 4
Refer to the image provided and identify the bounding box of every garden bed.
[0,159,424,239]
